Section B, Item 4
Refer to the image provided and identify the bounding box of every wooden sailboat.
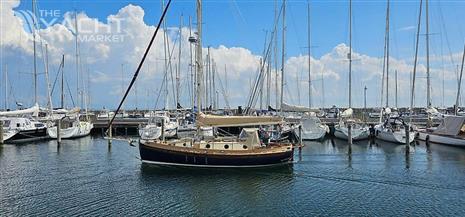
[139,0,293,167]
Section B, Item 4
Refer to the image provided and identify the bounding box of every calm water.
[1,137,465,216]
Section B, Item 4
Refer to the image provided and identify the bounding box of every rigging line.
[65,77,75,107]
[106,0,172,132]
[50,58,65,98]
[154,65,169,110]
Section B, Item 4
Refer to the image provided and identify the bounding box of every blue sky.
[16,0,463,58]
[2,0,465,110]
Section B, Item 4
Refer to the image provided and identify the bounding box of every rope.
[106,0,172,133]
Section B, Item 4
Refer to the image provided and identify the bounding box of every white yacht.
[300,113,328,140]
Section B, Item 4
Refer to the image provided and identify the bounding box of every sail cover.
[197,112,283,127]
[0,104,40,116]
[434,116,465,136]
[281,102,320,113]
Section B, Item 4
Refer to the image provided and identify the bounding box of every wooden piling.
[298,125,302,150]
[57,119,62,145]
[348,124,353,145]
[161,119,165,142]
[405,125,410,154]
[108,125,113,145]
[0,121,4,144]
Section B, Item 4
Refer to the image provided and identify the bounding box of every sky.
[1,0,464,110]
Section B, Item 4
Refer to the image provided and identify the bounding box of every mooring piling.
[348,123,353,145]
[57,119,62,145]
[0,121,4,144]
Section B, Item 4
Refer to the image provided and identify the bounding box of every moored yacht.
[139,113,294,167]
[416,116,465,147]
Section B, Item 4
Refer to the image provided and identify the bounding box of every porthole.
[243,145,248,149]
[183,143,186,147]
[206,144,211,149]
[224,144,229,149]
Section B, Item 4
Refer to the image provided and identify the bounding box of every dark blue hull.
[139,142,293,167]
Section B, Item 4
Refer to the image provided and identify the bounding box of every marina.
[1,0,465,215]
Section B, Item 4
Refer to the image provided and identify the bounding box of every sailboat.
[0,105,48,143]
[139,0,293,167]
[333,0,369,141]
[139,111,178,140]
[47,12,94,140]
[374,0,415,144]
[417,34,465,146]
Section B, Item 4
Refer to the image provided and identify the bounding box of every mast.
[274,0,279,109]
[280,0,286,111]
[196,0,203,113]
[177,15,182,109]
[189,16,195,108]
[61,55,65,108]
[307,0,312,108]
[32,0,38,104]
[348,0,352,108]
[426,0,431,109]
[162,1,169,110]
[410,0,422,114]
[385,0,390,108]
[455,44,465,116]
[74,10,80,108]
[44,44,53,116]
[4,64,7,110]
[395,70,398,108]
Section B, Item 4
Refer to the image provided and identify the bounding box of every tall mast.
[189,16,195,108]
[410,0,423,113]
[348,0,352,108]
[395,70,398,108]
[280,0,286,111]
[162,1,169,110]
[44,44,53,115]
[274,0,279,109]
[307,0,312,108]
[426,0,431,108]
[32,0,38,104]
[385,0,390,108]
[177,15,183,108]
[74,10,80,108]
[196,0,203,112]
[61,55,65,108]
[4,64,7,110]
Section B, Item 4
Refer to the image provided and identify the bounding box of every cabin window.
[183,143,186,147]
[206,144,211,149]
[243,145,248,149]
[224,144,229,149]
[17,123,21,127]
[2,120,10,127]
